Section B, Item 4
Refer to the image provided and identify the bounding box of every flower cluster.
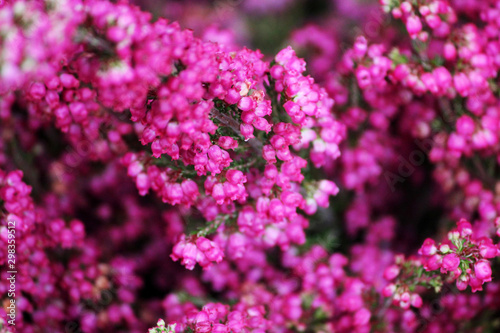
[2,0,500,332]
[382,0,456,41]
[419,219,498,292]
[0,169,142,331]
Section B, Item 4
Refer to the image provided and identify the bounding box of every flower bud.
[439,244,450,254]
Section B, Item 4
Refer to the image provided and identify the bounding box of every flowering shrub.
[1,0,500,332]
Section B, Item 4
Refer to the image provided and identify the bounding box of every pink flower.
[441,253,460,272]
[181,179,200,202]
[383,265,400,280]
[424,254,442,271]
[318,180,339,196]
[355,66,371,89]
[164,183,183,205]
[180,243,198,270]
[469,275,484,293]
[418,238,437,256]
[195,310,211,333]
[382,284,396,297]
[443,42,457,60]
[238,96,254,111]
[406,16,422,37]
[262,145,277,163]
[456,115,475,136]
[479,242,499,259]
[456,219,473,237]
[240,123,254,140]
[212,183,226,204]
[410,294,422,308]
[474,261,492,282]
[454,72,471,97]
[399,292,411,309]
[353,36,367,58]
[456,276,469,291]
[353,308,371,326]
[269,198,285,221]
[425,14,441,29]
[136,173,150,196]
[218,136,238,150]
[29,82,46,99]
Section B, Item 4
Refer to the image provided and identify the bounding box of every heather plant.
[1,0,500,332]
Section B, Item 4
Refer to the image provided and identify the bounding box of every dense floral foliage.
[1,0,500,332]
